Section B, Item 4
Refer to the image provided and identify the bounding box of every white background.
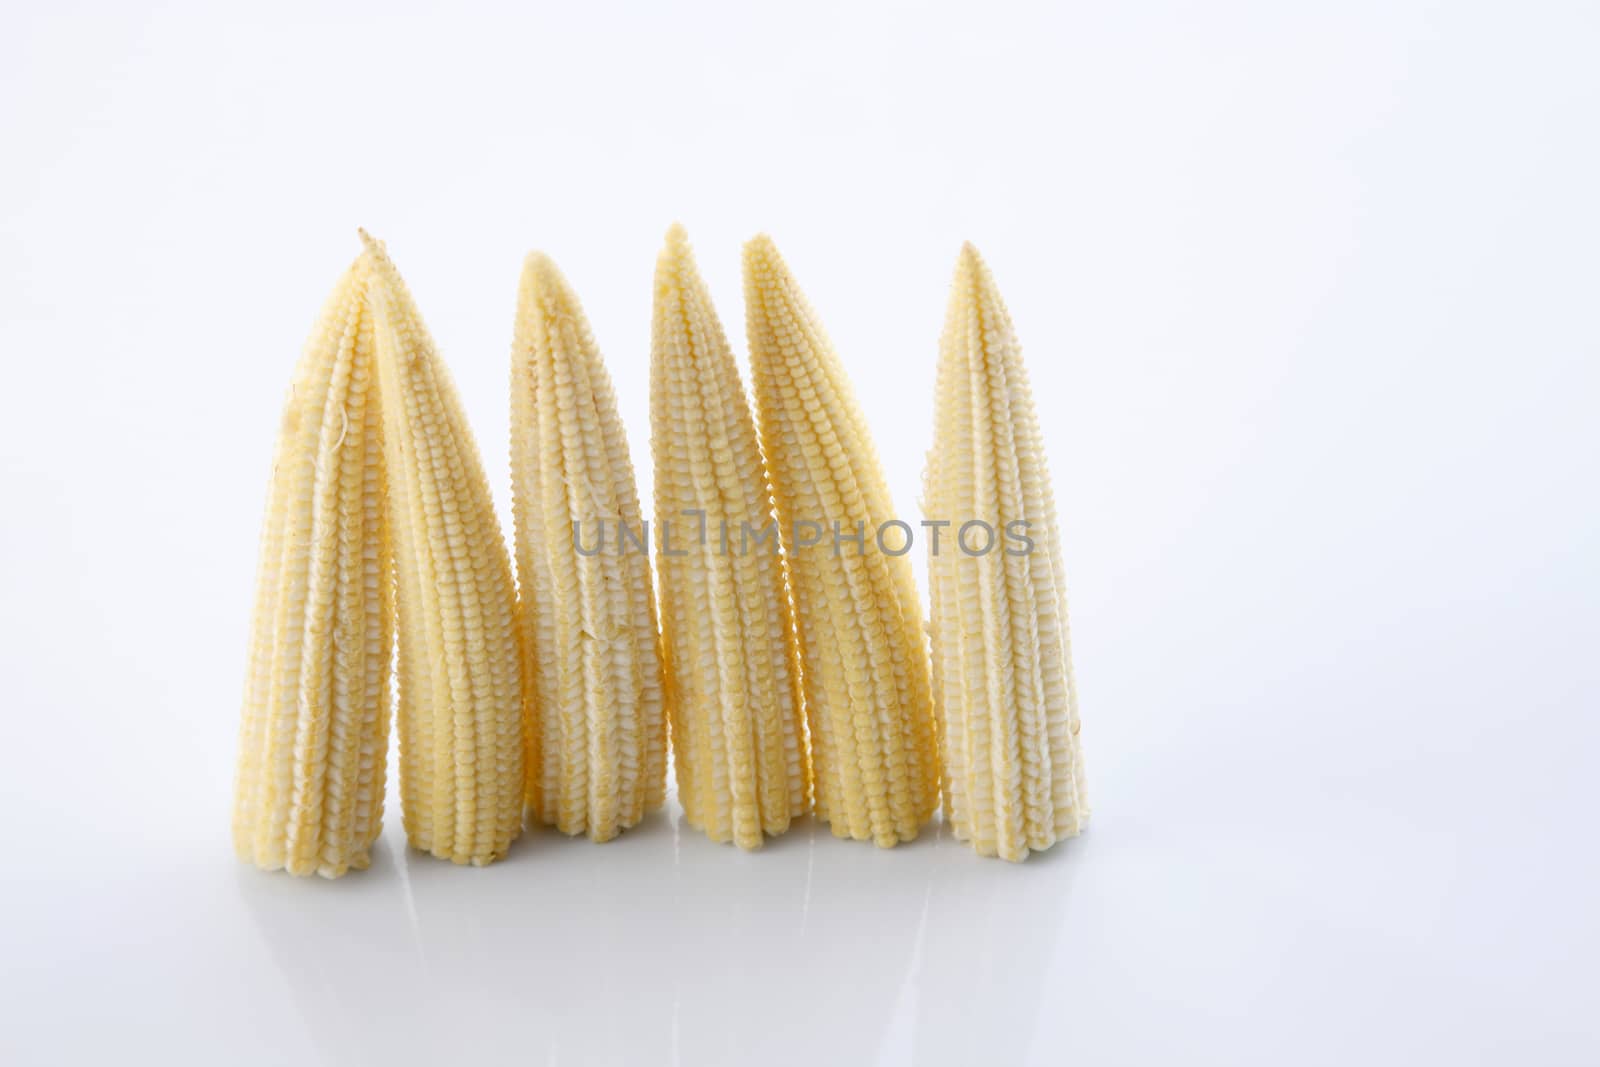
[1,2,1596,1064]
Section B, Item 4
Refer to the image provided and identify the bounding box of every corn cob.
[924,243,1088,861]
[650,224,810,849]
[510,251,668,841]
[742,235,938,846]
[361,231,525,866]
[232,255,393,878]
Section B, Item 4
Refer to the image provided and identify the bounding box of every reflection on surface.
[237,838,437,1063]
[913,833,1085,1065]
[235,802,1086,1066]
[665,813,929,1065]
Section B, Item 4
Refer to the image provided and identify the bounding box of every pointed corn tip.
[656,223,696,279]
[743,232,781,268]
[741,235,793,303]
[950,243,999,307]
[741,234,809,341]
[356,230,399,284]
[520,252,586,322]
[521,250,567,293]
[954,243,993,291]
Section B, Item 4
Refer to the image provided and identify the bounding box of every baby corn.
[650,225,810,849]
[510,252,668,841]
[363,232,525,866]
[232,255,393,878]
[925,244,1088,861]
[743,235,938,846]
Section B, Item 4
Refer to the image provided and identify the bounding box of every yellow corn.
[650,225,810,849]
[362,231,525,866]
[510,251,668,841]
[232,255,393,878]
[742,235,938,846]
[925,243,1088,861]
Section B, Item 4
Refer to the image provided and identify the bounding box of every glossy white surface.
[2,2,1596,1064]
[12,769,1595,1065]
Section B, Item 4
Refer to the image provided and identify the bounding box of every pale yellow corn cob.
[510,251,668,841]
[232,255,393,878]
[361,232,524,866]
[925,243,1088,862]
[742,235,938,846]
[650,225,810,849]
